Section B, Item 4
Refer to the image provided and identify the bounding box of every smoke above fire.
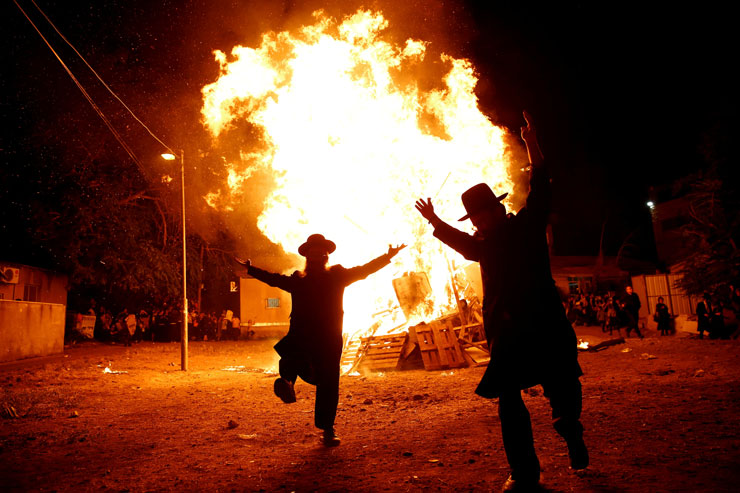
[200,9,520,335]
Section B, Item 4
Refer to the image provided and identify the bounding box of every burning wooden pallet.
[341,337,364,373]
[354,332,410,371]
[455,323,490,366]
[342,305,490,373]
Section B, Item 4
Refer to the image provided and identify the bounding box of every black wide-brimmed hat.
[458,183,508,221]
[298,234,336,257]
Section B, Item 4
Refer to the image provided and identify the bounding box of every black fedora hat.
[298,234,336,257]
[458,183,508,221]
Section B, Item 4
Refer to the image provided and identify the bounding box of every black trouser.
[498,378,584,481]
[279,351,341,431]
[658,321,670,335]
[625,310,642,337]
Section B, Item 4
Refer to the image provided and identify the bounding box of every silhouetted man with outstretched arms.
[415,112,588,491]
[236,234,405,447]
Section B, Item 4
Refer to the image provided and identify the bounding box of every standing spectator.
[709,299,726,339]
[596,297,608,332]
[115,308,132,346]
[216,310,228,341]
[125,310,137,344]
[654,297,671,336]
[138,310,151,341]
[95,307,113,342]
[204,312,217,340]
[696,293,712,339]
[231,315,241,340]
[621,286,643,339]
[606,296,622,336]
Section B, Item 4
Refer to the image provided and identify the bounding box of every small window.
[24,285,39,302]
[266,298,280,308]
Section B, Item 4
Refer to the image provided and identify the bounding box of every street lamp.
[162,150,188,371]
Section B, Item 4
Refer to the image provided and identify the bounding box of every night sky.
[2,0,736,267]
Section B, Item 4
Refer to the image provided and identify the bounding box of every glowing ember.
[201,9,516,338]
[577,339,590,350]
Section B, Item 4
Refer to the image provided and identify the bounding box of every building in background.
[239,273,291,339]
[0,262,68,362]
[0,262,67,304]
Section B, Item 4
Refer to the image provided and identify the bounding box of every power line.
[29,0,177,156]
[13,0,145,172]
[13,0,177,174]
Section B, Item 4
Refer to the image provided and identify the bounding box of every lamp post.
[162,150,188,371]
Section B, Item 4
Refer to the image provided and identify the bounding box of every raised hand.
[414,198,437,222]
[234,257,251,269]
[520,110,543,165]
[520,110,536,143]
[387,244,407,258]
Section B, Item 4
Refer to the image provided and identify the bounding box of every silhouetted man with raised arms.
[415,112,588,491]
[236,234,404,446]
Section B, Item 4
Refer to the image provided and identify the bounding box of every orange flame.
[201,10,515,338]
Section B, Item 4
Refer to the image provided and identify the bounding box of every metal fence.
[641,274,696,316]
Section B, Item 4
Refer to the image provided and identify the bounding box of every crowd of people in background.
[564,287,644,338]
[69,282,740,344]
[565,282,740,340]
[72,299,253,344]
[695,284,740,340]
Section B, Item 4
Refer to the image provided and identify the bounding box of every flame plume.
[201,9,515,337]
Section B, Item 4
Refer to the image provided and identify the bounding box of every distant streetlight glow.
[647,201,655,210]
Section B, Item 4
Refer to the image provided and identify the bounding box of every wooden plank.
[355,332,408,371]
[341,338,362,366]
[438,319,467,369]
[413,320,467,371]
[431,322,450,367]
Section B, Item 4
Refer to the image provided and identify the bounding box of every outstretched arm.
[415,198,481,261]
[234,257,295,292]
[343,244,407,285]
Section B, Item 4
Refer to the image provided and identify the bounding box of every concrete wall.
[0,300,66,363]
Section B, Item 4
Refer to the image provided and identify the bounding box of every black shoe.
[321,428,341,447]
[273,378,296,403]
[501,475,543,492]
[567,437,589,470]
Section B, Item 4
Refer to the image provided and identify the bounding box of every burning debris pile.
[341,269,488,374]
[342,310,488,374]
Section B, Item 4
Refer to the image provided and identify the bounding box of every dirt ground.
[1,326,739,492]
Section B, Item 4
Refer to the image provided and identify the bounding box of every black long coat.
[247,254,392,363]
[432,165,582,398]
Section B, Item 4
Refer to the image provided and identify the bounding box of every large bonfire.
[200,9,515,340]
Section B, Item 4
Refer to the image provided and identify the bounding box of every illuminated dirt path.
[2,333,739,491]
